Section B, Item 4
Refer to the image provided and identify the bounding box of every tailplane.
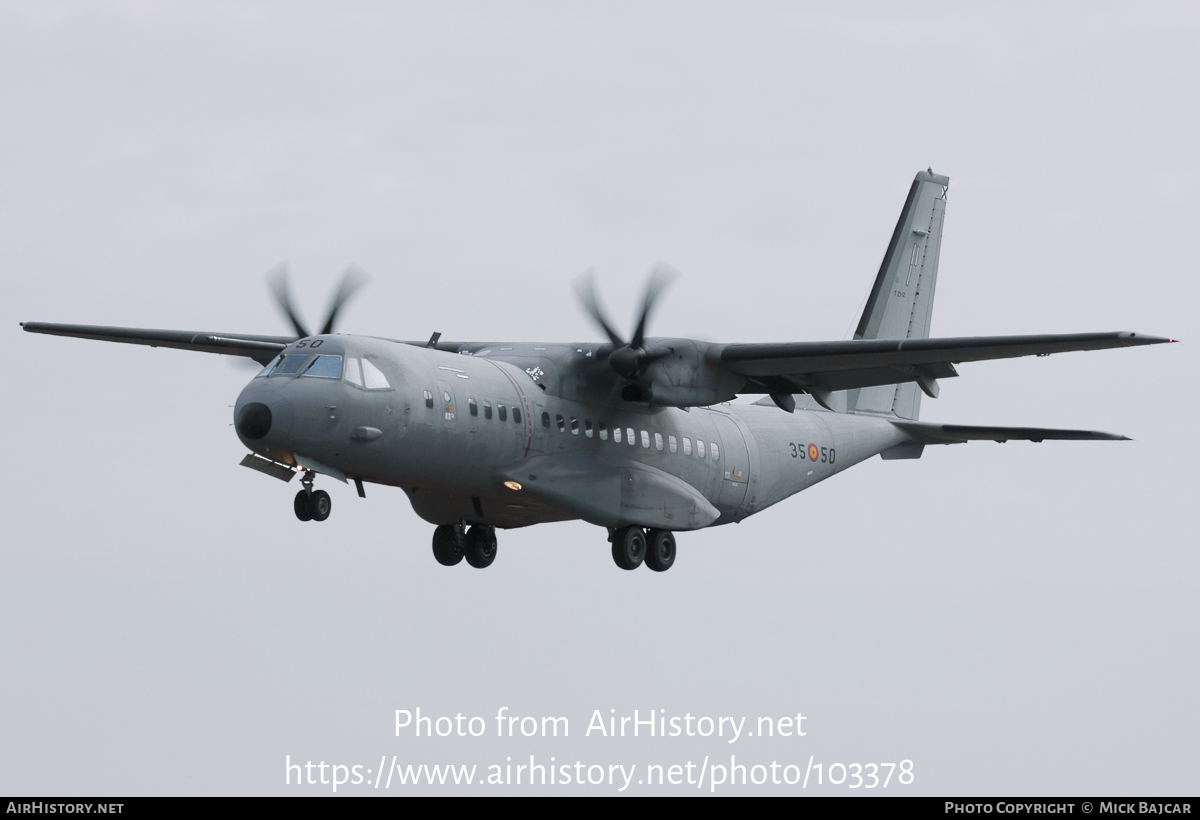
[848,168,949,419]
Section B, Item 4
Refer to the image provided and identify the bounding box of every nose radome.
[237,402,272,440]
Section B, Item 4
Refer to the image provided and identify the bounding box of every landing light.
[503,481,522,491]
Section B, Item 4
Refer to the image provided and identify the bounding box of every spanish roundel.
[808,443,819,462]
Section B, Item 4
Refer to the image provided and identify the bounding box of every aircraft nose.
[237,402,272,440]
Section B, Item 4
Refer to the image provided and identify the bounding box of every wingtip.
[1118,331,1177,345]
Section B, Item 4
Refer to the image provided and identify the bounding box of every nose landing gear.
[293,471,331,522]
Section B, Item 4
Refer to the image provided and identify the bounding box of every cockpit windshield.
[272,354,311,376]
[301,355,343,379]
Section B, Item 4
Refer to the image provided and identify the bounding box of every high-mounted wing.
[720,331,1172,405]
[19,264,373,365]
[21,322,295,365]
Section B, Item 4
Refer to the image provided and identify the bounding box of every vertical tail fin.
[848,168,949,419]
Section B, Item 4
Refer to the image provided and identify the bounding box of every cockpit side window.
[360,358,391,390]
[301,355,344,379]
[257,354,284,377]
[344,358,363,386]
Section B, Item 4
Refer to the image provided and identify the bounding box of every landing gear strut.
[293,471,331,522]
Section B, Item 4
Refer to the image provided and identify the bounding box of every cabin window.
[423,390,434,408]
[570,417,579,434]
[498,404,507,422]
[668,435,677,453]
[301,355,343,379]
[344,357,363,386]
[641,430,650,449]
[711,442,720,460]
[557,414,566,432]
[682,437,692,456]
[612,427,621,443]
[468,398,477,417]
[697,439,705,458]
[599,422,608,441]
[512,408,522,424]
[627,428,636,446]
[484,401,492,419]
[361,358,391,389]
[654,432,664,451]
[542,411,550,428]
[584,420,593,438]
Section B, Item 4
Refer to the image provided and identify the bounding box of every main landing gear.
[611,526,676,572]
[433,523,498,569]
[293,471,331,522]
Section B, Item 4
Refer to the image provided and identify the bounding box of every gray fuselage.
[234,335,910,531]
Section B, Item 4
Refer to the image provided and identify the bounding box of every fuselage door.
[437,380,456,429]
[711,413,751,508]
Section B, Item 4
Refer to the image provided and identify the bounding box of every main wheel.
[294,490,313,521]
[432,525,464,566]
[645,529,676,572]
[611,526,646,570]
[464,526,498,569]
[310,490,332,522]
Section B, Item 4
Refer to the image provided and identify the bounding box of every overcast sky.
[2,1,1196,795]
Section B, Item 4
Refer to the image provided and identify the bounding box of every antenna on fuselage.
[426,332,442,348]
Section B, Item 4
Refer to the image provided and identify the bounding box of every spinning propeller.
[266,262,371,338]
[574,262,679,385]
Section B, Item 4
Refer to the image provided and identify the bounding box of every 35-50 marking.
[789,442,835,464]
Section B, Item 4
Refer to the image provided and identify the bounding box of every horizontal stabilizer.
[893,420,1130,444]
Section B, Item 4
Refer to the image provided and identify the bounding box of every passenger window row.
[466,397,522,424]
[539,412,719,461]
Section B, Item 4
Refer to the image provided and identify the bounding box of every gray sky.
[2,1,1196,795]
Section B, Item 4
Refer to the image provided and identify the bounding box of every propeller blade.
[266,262,311,338]
[573,268,626,348]
[319,264,371,335]
[629,261,679,349]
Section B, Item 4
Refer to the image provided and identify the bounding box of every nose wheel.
[293,471,331,522]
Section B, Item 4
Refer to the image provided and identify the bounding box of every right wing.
[21,322,296,365]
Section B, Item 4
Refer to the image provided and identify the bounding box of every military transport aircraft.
[22,169,1173,573]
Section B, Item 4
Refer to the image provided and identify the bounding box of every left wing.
[720,331,1173,397]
